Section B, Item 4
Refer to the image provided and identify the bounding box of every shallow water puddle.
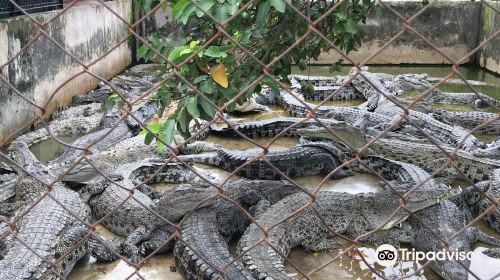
[29,134,84,162]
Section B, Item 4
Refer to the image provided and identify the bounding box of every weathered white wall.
[478,0,500,74]
[0,0,132,143]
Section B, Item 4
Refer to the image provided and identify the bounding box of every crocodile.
[254,90,401,130]
[88,161,218,261]
[254,90,468,149]
[297,126,500,183]
[237,166,458,280]
[432,109,500,135]
[73,74,155,105]
[14,114,102,147]
[288,72,430,101]
[423,91,499,109]
[378,200,500,280]
[0,141,107,279]
[210,117,358,140]
[455,168,500,234]
[174,179,300,280]
[348,67,479,151]
[48,109,133,167]
[58,134,162,183]
[51,103,103,120]
[176,142,353,180]
[0,163,15,204]
[288,74,362,101]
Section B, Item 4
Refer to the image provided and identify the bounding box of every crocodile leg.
[364,224,413,248]
[122,225,151,262]
[88,235,124,262]
[0,202,22,217]
[53,225,89,278]
[138,225,175,256]
[465,227,500,246]
[483,248,500,258]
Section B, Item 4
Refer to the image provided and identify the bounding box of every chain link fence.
[0,0,499,279]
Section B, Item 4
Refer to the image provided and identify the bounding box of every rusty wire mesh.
[0,0,499,279]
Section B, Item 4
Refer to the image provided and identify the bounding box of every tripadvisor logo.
[375,244,475,267]
[375,244,398,266]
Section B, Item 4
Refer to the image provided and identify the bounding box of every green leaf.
[172,0,191,20]
[104,94,118,110]
[147,123,163,134]
[227,2,238,15]
[189,40,200,49]
[200,80,215,94]
[163,118,176,145]
[196,0,215,17]
[271,0,286,13]
[338,0,349,14]
[342,19,358,34]
[193,75,208,84]
[187,96,200,118]
[214,5,229,22]
[144,132,155,145]
[199,96,216,118]
[178,107,189,133]
[137,45,150,60]
[149,34,160,46]
[204,46,222,58]
[256,1,270,28]
[142,0,153,11]
[168,46,191,63]
[179,48,194,56]
[179,4,197,24]
[333,23,345,34]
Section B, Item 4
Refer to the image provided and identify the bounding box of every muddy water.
[29,134,85,162]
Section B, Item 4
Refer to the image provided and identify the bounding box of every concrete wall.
[317,1,482,66]
[0,0,132,143]
[478,0,500,74]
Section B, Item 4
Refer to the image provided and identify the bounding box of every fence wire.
[0,0,499,279]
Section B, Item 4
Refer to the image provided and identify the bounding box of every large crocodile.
[237,162,458,280]
[254,90,398,130]
[48,109,133,167]
[455,168,500,234]
[0,142,107,279]
[176,142,353,180]
[175,179,300,280]
[254,89,474,151]
[378,200,500,280]
[288,74,363,101]
[88,161,217,261]
[13,114,103,147]
[432,109,500,135]
[298,126,500,183]
[423,91,499,109]
[59,134,162,183]
[348,68,479,151]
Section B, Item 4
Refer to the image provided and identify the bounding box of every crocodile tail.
[176,152,225,168]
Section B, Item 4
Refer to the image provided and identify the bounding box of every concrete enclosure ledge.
[317,0,499,75]
[0,0,132,143]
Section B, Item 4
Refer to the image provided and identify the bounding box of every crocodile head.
[395,183,462,215]
[99,108,122,128]
[378,183,462,230]
[6,141,44,174]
